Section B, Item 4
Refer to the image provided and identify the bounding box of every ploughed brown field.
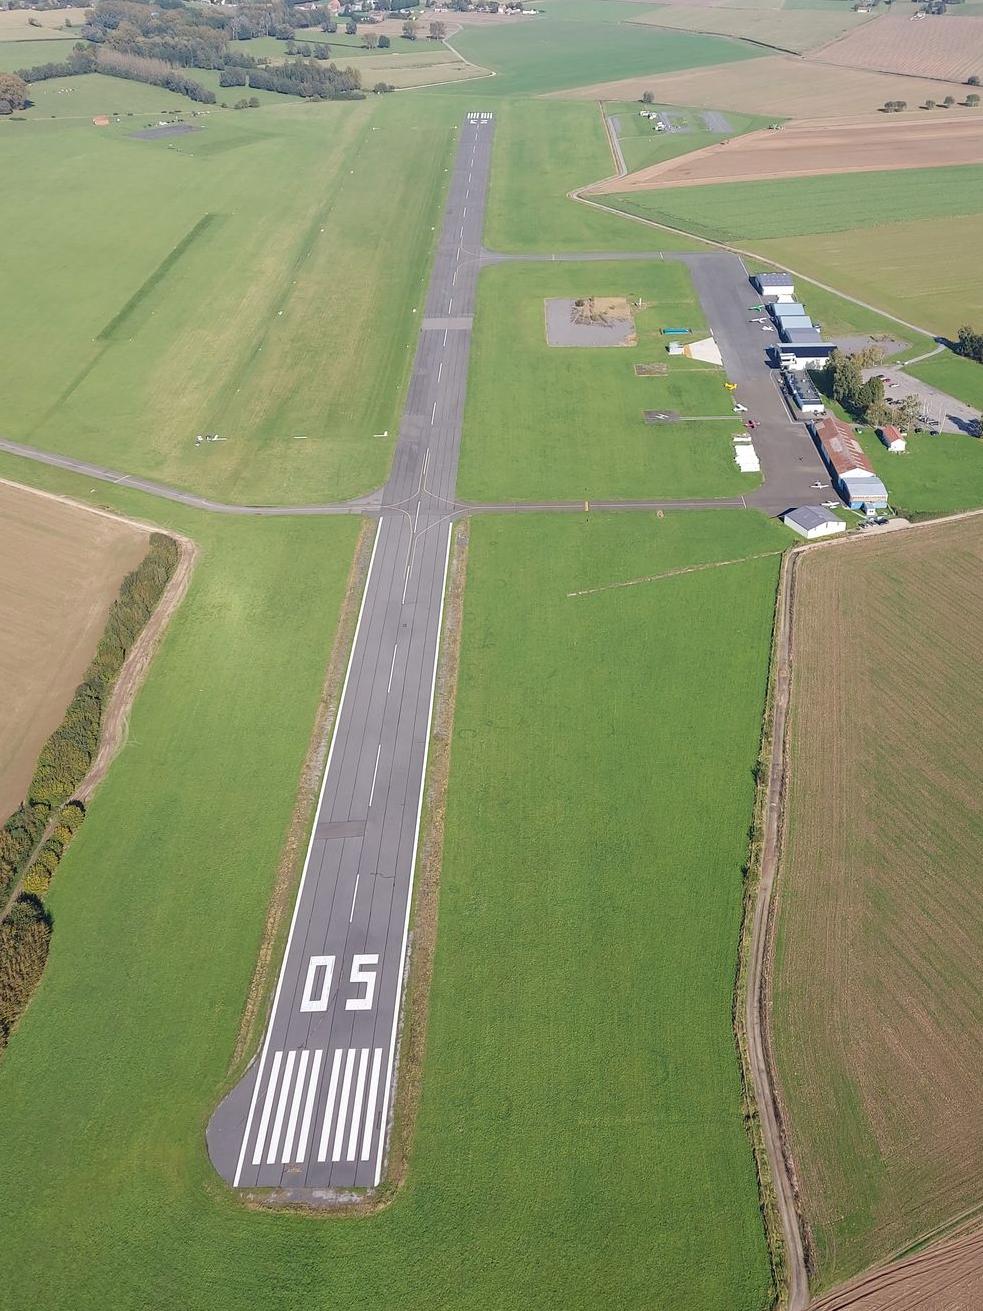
[808,1224,983,1311]
[813,12,983,85]
[0,481,148,824]
[552,55,973,121]
[772,517,983,1290]
[591,114,983,193]
[630,4,872,56]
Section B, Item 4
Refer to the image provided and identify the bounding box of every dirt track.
[591,114,983,193]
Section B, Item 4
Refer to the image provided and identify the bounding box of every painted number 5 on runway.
[299,954,379,1013]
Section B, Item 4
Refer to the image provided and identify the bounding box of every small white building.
[879,424,907,453]
[753,272,794,299]
[783,505,846,540]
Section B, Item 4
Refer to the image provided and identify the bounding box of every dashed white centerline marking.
[349,872,360,923]
[368,743,382,808]
[431,400,437,425]
[447,298,453,314]
[437,360,443,383]
[413,500,421,532]
[387,644,398,694]
[443,328,449,347]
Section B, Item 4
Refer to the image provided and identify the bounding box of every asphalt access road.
[207,111,496,1196]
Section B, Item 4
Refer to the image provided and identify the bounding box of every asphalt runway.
[207,111,496,1195]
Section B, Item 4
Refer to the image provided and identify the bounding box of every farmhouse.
[812,414,889,510]
[879,424,907,452]
[783,370,825,414]
[753,272,795,298]
[783,505,846,539]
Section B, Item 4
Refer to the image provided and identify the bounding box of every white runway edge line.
[232,520,384,1188]
[373,522,453,1186]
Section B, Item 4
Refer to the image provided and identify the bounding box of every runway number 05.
[299,954,379,1013]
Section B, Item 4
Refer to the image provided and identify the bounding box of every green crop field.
[482,98,705,253]
[753,212,983,341]
[607,165,983,244]
[0,36,80,70]
[0,96,457,503]
[458,259,754,502]
[442,3,755,98]
[0,470,786,1309]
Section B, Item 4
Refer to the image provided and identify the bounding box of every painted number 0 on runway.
[299,954,379,1012]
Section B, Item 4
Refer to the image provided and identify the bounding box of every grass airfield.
[4,0,983,1307]
[0,96,455,503]
[0,465,785,1310]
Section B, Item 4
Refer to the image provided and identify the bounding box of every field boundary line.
[0,479,198,926]
[566,548,782,598]
[565,187,945,347]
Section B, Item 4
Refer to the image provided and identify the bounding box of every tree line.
[0,533,179,1060]
[246,58,361,98]
[0,533,179,909]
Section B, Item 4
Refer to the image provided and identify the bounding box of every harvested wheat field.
[0,481,148,825]
[812,12,983,85]
[593,114,983,193]
[632,5,872,56]
[808,1225,983,1311]
[553,55,972,121]
[772,517,983,1291]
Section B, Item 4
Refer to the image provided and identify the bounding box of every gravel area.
[544,298,635,347]
[862,367,979,434]
[130,123,200,141]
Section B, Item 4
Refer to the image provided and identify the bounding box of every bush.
[0,896,51,1053]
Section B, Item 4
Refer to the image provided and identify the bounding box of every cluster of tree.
[955,324,983,363]
[247,58,362,98]
[0,895,51,1055]
[882,99,908,112]
[429,19,447,37]
[95,47,216,101]
[286,39,332,56]
[30,533,179,810]
[233,95,262,108]
[0,70,29,112]
[372,80,395,93]
[823,349,923,432]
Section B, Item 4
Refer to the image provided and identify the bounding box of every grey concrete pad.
[131,123,200,140]
[701,111,732,133]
